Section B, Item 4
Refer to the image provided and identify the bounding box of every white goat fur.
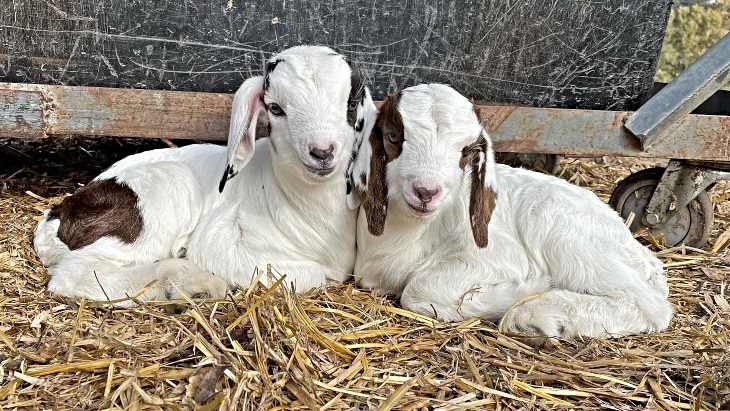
[34,45,378,304]
[350,84,673,339]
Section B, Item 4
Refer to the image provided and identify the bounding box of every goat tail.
[33,210,70,267]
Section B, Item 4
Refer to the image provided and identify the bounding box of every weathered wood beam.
[0,83,233,140]
[2,83,730,162]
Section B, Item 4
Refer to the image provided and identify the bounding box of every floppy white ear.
[219,76,265,192]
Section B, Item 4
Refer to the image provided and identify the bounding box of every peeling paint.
[1,83,232,140]
[0,88,45,138]
[484,106,518,134]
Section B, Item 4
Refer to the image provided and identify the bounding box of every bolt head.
[646,213,660,225]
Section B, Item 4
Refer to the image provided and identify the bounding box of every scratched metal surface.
[0,0,671,110]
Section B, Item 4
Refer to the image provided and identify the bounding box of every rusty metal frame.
[479,106,730,161]
[3,82,730,164]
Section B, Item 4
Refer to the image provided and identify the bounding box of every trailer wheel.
[496,153,560,174]
[609,167,713,248]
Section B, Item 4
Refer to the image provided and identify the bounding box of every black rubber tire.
[496,152,560,175]
[608,167,714,248]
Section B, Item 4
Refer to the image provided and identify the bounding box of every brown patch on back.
[363,92,403,236]
[49,179,144,250]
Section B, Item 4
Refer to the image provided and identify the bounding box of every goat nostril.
[310,144,335,161]
[415,186,440,202]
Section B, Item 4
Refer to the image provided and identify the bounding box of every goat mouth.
[406,201,435,217]
[304,164,336,177]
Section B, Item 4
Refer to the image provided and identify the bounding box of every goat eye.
[348,100,360,111]
[386,132,399,144]
[268,103,285,116]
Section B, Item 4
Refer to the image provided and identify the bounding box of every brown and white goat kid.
[348,84,673,340]
[34,45,378,305]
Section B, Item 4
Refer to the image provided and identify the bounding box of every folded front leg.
[233,260,346,293]
[48,255,229,306]
[499,288,673,339]
[399,259,672,341]
[399,260,550,322]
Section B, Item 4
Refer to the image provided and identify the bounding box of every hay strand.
[1,138,729,409]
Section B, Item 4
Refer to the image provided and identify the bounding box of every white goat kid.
[348,84,673,340]
[34,45,377,305]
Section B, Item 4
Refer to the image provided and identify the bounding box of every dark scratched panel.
[0,0,671,109]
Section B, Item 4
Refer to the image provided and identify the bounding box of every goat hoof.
[499,295,571,342]
[163,303,189,315]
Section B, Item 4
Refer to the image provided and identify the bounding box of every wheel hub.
[619,184,692,246]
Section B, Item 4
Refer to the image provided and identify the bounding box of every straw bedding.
[0,137,728,410]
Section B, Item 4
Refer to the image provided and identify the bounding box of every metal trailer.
[1,0,729,247]
[486,32,730,249]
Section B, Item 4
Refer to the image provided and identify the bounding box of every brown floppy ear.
[362,93,402,236]
[467,130,497,247]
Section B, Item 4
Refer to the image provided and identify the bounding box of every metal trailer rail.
[612,32,730,248]
[2,33,729,248]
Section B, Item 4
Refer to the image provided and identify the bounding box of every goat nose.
[309,144,335,161]
[414,184,441,203]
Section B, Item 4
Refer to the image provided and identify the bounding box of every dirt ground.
[0,137,728,410]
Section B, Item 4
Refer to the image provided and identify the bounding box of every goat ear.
[361,93,401,236]
[469,130,498,247]
[219,76,265,193]
[363,121,388,236]
[346,87,378,210]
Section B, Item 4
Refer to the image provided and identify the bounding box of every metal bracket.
[642,160,730,229]
[625,32,730,150]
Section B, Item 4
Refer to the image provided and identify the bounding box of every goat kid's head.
[349,84,497,247]
[220,45,376,191]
